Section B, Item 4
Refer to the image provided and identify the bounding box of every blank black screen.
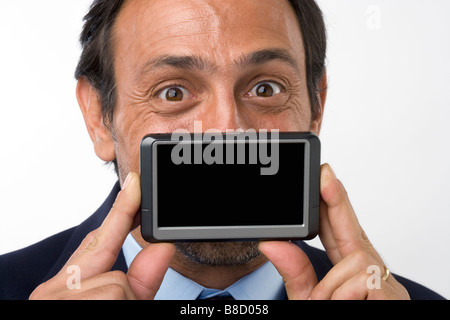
[156,142,305,227]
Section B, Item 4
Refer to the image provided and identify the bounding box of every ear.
[76,77,116,162]
[309,70,327,135]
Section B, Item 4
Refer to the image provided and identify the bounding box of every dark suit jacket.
[0,182,445,300]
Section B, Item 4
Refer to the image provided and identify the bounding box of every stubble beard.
[175,241,262,266]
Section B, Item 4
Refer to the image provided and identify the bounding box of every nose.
[200,89,250,132]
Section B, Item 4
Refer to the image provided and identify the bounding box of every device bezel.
[140,132,320,242]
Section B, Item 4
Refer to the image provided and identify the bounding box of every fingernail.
[122,172,132,190]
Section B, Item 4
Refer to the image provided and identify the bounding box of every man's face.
[105,0,322,265]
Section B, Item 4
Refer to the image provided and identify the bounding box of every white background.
[0,0,449,299]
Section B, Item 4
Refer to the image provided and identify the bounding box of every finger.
[258,241,317,300]
[127,243,176,300]
[331,269,408,300]
[65,172,141,279]
[64,284,133,300]
[328,269,398,300]
[330,271,370,300]
[319,164,376,261]
[53,271,136,300]
[310,251,379,300]
[318,197,341,263]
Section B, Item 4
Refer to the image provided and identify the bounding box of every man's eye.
[248,82,282,97]
[158,86,190,101]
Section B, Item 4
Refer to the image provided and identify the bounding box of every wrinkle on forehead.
[114,0,304,66]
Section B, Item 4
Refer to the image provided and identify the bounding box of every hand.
[29,172,175,300]
[259,164,410,300]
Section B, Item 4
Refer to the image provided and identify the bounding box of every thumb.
[127,242,175,300]
[259,241,317,300]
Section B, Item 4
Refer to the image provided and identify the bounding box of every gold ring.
[382,266,390,281]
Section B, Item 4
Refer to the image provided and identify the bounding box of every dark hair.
[289,0,328,119]
[75,0,327,174]
[75,0,124,127]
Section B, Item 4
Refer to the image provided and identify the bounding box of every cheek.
[280,88,314,131]
[111,103,198,176]
[254,116,310,132]
[111,105,156,176]
[241,101,312,132]
[287,97,313,131]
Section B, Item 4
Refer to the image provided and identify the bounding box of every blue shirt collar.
[122,233,285,300]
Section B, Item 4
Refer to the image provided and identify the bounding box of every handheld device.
[140,131,320,242]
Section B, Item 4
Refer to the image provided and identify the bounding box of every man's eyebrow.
[156,55,211,70]
[139,48,298,77]
[239,48,299,71]
[140,55,213,76]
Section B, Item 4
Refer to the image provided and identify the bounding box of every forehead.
[113,0,305,71]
